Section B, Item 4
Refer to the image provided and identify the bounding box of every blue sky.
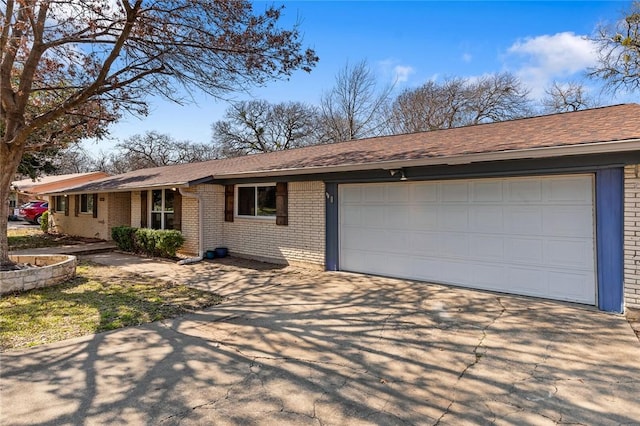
[83,1,636,155]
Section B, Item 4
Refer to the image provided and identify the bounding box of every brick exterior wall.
[107,192,131,234]
[178,186,218,256]
[51,192,131,241]
[220,181,325,268]
[130,191,141,228]
[51,194,108,239]
[180,182,325,267]
[624,165,640,309]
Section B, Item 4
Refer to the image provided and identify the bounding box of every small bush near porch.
[111,226,185,258]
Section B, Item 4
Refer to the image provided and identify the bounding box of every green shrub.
[111,226,185,258]
[111,226,137,252]
[134,228,158,256]
[40,211,49,233]
[154,230,185,257]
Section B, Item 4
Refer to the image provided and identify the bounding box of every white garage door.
[339,175,596,304]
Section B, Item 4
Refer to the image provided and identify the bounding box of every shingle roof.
[55,104,640,194]
[12,172,110,194]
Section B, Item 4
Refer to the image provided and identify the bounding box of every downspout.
[177,187,204,265]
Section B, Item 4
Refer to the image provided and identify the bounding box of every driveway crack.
[433,297,507,426]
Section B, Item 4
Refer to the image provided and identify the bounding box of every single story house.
[48,104,640,313]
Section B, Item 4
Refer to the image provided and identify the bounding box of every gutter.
[176,187,204,265]
[213,138,640,180]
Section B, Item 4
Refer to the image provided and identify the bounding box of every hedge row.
[111,226,185,258]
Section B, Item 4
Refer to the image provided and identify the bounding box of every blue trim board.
[595,168,625,313]
[325,182,339,271]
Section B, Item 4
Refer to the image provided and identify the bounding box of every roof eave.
[44,181,193,196]
[213,138,640,180]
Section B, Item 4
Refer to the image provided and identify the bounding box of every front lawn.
[7,228,77,250]
[0,261,222,351]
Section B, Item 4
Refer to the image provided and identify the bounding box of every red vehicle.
[18,201,49,225]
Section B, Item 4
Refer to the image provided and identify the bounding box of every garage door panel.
[387,185,410,202]
[548,271,594,303]
[547,177,593,202]
[341,205,361,226]
[363,185,385,202]
[543,207,593,237]
[341,185,363,202]
[409,205,437,228]
[472,181,504,202]
[505,238,544,263]
[471,263,507,287]
[505,207,544,235]
[470,205,504,232]
[409,232,440,255]
[413,258,473,284]
[506,266,548,295]
[441,181,469,202]
[438,206,469,230]
[386,206,411,230]
[410,183,438,202]
[506,180,542,202]
[361,207,385,228]
[439,233,470,257]
[339,175,596,305]
[469,235,504,260]
[545,239,593,269]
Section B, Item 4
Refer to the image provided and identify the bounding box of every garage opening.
[338,175,596,305]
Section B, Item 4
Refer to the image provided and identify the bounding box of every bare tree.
[52,145,100,174]
[212,100,320,157]
[389,78,468,133]
[589,1,640,94]
[100,132,217,173]
[319,60,393,142]
[0,0,317,268]
[462,73,532,124]
[389,73,531,133]
[542,81,597,113]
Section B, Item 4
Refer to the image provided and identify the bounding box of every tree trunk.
[0,139,26,270]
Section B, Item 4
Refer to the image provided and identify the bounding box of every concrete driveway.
[1,254,639,425]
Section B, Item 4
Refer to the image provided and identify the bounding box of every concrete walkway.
[1,251,640,425]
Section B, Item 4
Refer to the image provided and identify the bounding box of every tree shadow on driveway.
[1,259,640,425]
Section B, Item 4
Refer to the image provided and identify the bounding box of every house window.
[80,194,94,214]
[236,184,276,217]
[150,189,175,229]
[54,196,66,212]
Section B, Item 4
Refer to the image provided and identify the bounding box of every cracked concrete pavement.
[1,252,640,425]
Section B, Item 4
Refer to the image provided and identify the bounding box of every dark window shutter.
[52,196,56,212]
[225,185,234,222]
[64,196,69,216]
[74,195,80,216]
[276,182,288,226]
[140,191,148,228]
[92,193,98,218]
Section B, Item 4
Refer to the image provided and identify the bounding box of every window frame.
[235,183,277,219]
[79,194,94,214]
[148,188,176,230]
[54,195,66,213]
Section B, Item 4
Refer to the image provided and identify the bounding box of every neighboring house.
[9,172,110,211]
[48,104,640,313]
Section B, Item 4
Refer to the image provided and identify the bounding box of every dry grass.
[7,228,78,250]
[0,261,222,351]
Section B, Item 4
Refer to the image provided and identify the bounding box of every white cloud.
[393,65,415,83]
[378,59,415,85]
[505,32,598,97]
[461,53,472,63]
